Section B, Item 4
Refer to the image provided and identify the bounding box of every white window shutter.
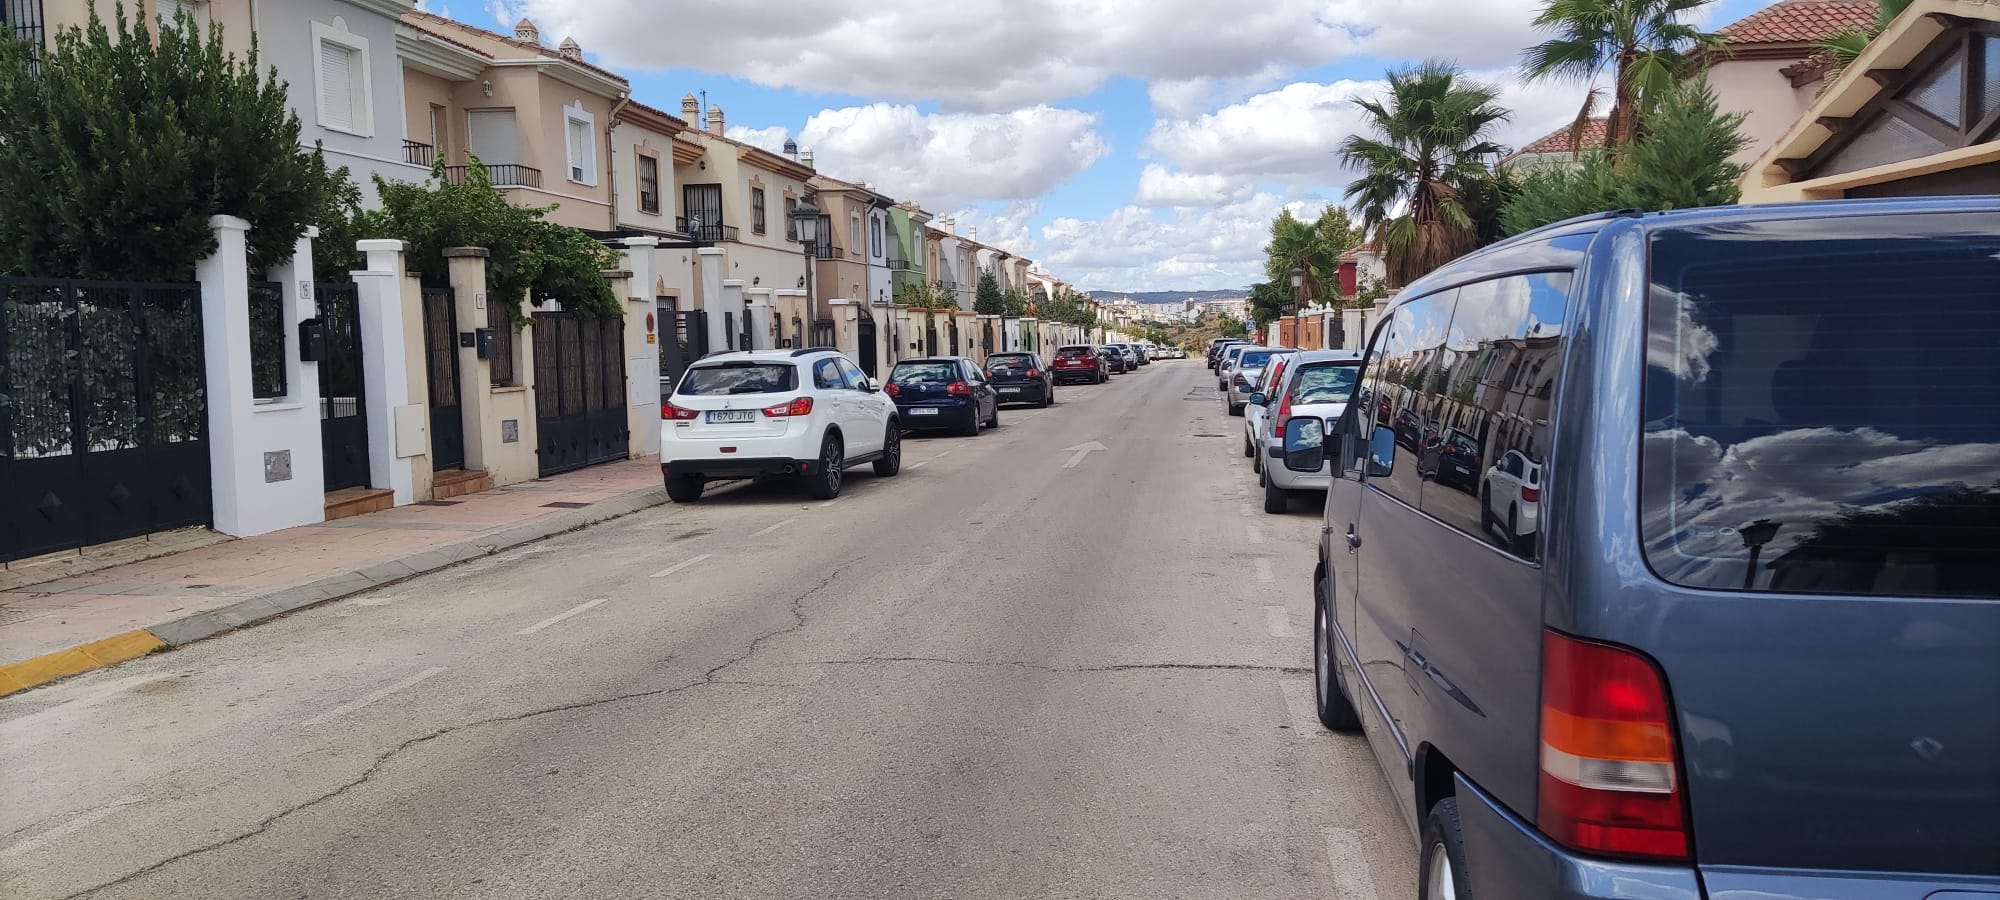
[319,42,356,132]
[567,119,590,182]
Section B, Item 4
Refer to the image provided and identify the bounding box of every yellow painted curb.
[0,630,166,697]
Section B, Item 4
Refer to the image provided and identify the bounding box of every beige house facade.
[1702,0,1877,166]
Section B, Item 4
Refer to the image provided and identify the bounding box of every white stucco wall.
[269,0,430,205]
[1710,57,1820,167]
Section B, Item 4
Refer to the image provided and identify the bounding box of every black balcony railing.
[887,255,920,272]
[675,218,739,243]
[810,243,841,260]
[443,164,542,188]
[403,140,436,167]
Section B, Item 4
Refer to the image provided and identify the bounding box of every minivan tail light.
[662,401,699,421]
[761,397,814,417]
[1538,629,1689,862]
[947,381,971,396]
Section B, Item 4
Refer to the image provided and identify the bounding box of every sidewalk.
[0,459,666,696]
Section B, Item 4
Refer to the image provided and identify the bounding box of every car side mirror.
[1283,418,1326,473]
[1366,425,1396,477]
[1250,392,1267,407]
[859,377,878,393]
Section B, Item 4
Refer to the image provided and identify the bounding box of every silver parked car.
[1243,350,1298,469]
[1224,346,1281,416]
[1252,349,1360,512]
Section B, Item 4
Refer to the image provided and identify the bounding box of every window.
[676,363,797,395]
[785,197,798,242]
[871,217,884,258]
[683,184,723,239]
[467,108,519,164]
[1641,213,2000,598]
[563,104,596,185]
[813,359,843,390]
[1364,291,1455,511]
[850,214,861,254]
[835,358,868,390]
[751,187,767,235]
[157,0,207,31]
[311,20,372,136]
[637,155,660,215]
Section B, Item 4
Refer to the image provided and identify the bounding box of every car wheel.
[1228,403,1244,417]
[1508,503,1519,537]
[665,475,704,503]
[872,425,901,477]
[960,409,981,437]
[1243,434,1255,458]
[1264,471,1289,514]
[987,405,1000,428]
[1042,387,1053,408]
[807,434,844,500]
[1419,798,1471,900]
[1479,485,1494,532]
[1314,586,1362,731]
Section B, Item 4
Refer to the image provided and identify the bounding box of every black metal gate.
[812,318,836,349]
[722,311,736,351]
[420,287,464,470]
[949,319,960,356]
[1,279,209,562]
[741,308,755,352]
[534,312,629,476]
[857,314,878,377]
[924,321,938,357]
[659,307,708,395]
[316,282,368,491]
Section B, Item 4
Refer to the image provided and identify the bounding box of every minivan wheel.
[1419,798,1470,900]
[872,426,901,477]
[1314,594,1361,731]
[665,475,704,503]
[807,434,844,500]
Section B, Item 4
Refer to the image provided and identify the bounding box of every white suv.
[660,348,901,502]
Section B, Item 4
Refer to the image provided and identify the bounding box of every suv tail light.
[761,397,814,417]
[947,381,972,396]
[1538,629,1689,861]
[1521,484,1542,502]
[662,401,699,421]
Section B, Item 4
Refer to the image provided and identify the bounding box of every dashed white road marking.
[1280,681,1321,737]
[649,553,713,579]
[1264,604,1296,638]
[1324,827,1385,899]
[303,667,447,726]
[1,797,144,860]
[1254,558,1275,584]
[1245,525,1265,545]
[515,598,611,636]
[751,518,796,538]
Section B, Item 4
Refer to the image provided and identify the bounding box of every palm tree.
[1521,0,1720,157]
[1264,205,1363,311]
[1815,0,1914,80]
[1339,61,1510,287]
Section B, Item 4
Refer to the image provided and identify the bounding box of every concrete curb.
[0,485,669,697]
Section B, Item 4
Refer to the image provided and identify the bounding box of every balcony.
[887,255,920,273]
[809,243,841,260]
[675,218,739,243]
[443,164,543,188]
[403,140,436,167]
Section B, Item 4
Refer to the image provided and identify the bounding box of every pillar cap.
[357,239,407,253]
[721,279,746,288]
[695,247,726,257]
[623,236,662,249]
[208,214,251,231]
[443,246,491,259]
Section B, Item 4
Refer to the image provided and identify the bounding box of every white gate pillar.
[354,239,421,505]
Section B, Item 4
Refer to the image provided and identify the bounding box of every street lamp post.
[791,200,822,341]
[1289,266,1304,348]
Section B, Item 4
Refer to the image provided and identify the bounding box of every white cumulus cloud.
[789,104,1109,211]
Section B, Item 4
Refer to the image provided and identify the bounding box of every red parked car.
[1049,345,1109,385]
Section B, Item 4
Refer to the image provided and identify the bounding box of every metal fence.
[490,303,516,386]
[247,281,287,399]
[2,0,44,47]
[444,164,541,188]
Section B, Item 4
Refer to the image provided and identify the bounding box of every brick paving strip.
[0,459,667,696]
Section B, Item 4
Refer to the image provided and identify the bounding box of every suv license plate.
[706,410,756,423]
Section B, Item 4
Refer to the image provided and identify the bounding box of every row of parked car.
[657,339,1180,503]
[1246,199,2000,900]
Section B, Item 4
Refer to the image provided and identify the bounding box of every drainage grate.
[1190,433,1228,438]
[540,501,590,509]
[0,607,46,627]
[417,500,461,507]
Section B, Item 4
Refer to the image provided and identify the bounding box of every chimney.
[782,138,798,159]
[680,93,699,121]
[514,18,540,44]
[799,149,814,169]
[942,217,955,235]
[558,37,582,60]
[969,226,978,241]
[707,104,725,136]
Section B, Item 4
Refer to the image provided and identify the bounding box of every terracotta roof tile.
[1717,0,1878,46]
[1515,117,1610,155]
[404,9,628,85]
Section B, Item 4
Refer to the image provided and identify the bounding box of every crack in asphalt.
[59,558,866,900]
[803,656,1310,675]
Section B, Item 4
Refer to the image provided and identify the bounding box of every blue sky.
[471,0,1775,291]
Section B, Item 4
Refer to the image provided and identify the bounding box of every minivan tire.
[807,434,843,500]
[665,476,703,504]
[873,426,901,477]
[1419,798,1470,900]
[1314,591,1362,731]
[1264,474,1290,514]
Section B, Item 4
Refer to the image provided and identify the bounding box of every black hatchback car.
[983,352,1055,407]
[1098,346,1131,374]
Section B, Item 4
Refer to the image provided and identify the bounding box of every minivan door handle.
[1345,527,1362,551]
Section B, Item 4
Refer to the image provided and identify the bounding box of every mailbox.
[474,327,496,359]
[298,318,328,362]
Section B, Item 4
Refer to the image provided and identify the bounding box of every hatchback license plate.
[910,408,940,416]
[999,387,1022,393]
[707,410,755,423]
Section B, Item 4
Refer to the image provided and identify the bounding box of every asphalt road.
[0,360,1417,900]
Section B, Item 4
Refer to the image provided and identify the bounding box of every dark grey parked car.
[1280,198,2000,899]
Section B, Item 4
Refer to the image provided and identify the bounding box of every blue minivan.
[1278,199,1999,899]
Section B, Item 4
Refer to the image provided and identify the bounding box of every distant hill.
[1088,289,1249,305]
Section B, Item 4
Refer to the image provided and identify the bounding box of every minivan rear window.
[676,363,797,395]
[1641,213,2000,598]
